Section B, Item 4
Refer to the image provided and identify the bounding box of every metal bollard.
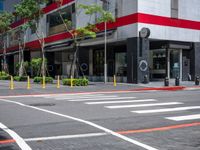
[143,75,148,84]
[113,75,117,87]
[175,76,180,86]
[10,76,14,90]
[70,75,73,88]
[42,76,46,89]
[27,76,31,89]
[164,77,169,86]
[57,75,60,89]
[195,76,200,85]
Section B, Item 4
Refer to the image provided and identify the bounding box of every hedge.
[14,76,27,81]
[33,76,54,83]
[62,78,89,86]
[0,71,8,76]
[0,75,10,80]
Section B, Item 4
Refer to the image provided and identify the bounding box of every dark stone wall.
[127,37,150,83]
[191,43,200,79]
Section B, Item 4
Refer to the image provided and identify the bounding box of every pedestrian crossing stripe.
[166,114,200,121]
[68,97,136,102]
[132,106,200,114]
[43,94,107,99]
[55,96,118,100]
[105,102,183,109]
[85,99,157,105]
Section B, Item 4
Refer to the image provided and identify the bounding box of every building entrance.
[168,49,182,79]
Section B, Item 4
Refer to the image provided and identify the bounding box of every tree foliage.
[0,12,14,33]
[15,0,47,20]
[30,58,42,76]
[15,0,48,31]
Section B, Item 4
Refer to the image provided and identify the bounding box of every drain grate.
[29,103,55,107]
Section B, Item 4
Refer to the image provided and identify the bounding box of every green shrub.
[0,75,10,80]
[33,76,53,84]
[0,71,9,76]
[14,76,27,81]
[62,78,89,86]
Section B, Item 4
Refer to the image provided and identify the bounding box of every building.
[0,0,200,83]
[0,0,3,12]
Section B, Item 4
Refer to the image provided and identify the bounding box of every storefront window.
[115,53,127,76]
[150,49,166,79]
[93,50,104,76]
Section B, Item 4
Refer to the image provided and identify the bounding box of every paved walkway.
[0,80,199,96]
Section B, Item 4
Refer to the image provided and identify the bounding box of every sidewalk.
[0,80,199,96]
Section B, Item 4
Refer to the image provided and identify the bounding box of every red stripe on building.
[138,13,200,30]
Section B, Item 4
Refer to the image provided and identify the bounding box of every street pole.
[104,21,107,83]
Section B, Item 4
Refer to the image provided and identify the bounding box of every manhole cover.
[29,103,55,107]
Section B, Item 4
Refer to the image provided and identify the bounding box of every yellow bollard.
[57,75,60,89]
[27,76,31,89]
[113,75,117,87]
[70,75,73,88]
[42,76,46,89]
[10,76,14,90]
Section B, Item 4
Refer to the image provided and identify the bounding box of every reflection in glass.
[170,50,180,78]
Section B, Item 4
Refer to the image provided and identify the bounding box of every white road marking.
[132,106,200,114]
[0,122,32,150]
[166,114,200,121]
[106,102,183,109]
[44,94,105,99]
[0,91,134,99]
[55,96,118,100]
[25,133,107,142]
[0,98,158,150]
[69,97,136,102]
[86,99,157,105]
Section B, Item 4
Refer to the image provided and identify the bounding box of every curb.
[132,86,186,91]
[0,86,199,98]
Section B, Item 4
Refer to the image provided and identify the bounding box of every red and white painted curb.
[0,86,199,98]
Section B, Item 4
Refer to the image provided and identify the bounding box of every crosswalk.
[42,94,200,122]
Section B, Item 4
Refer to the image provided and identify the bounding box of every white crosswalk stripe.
[43,94,105,99]
[55,96,118,100]
[68,97,136,102]
[166,114,200,121]
[132,106,200,114]
[85,99,157,105]
[105,102,183,109]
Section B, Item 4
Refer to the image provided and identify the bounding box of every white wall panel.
[119,0,137,17]
[179,0,200,21]
[138,0,171,17]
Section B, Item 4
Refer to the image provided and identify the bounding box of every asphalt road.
[0,90,200,150]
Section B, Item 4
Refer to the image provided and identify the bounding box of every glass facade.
[115,52,127,76]
[0,0,3,11]
[169,50,181,78]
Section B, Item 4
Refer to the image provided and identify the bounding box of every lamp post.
[104,21,107,83]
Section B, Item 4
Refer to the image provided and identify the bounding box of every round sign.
[139,60,148,72]
[81,63,88,72]
[139,28,151,38]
